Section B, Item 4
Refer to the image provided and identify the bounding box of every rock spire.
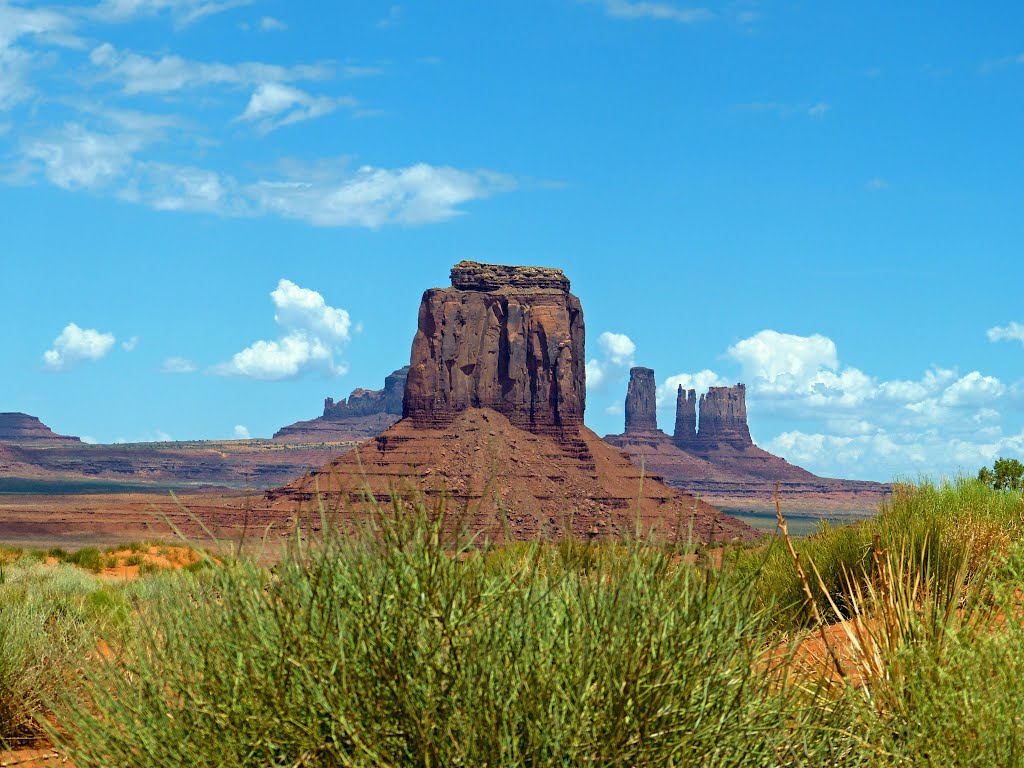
[624,367,659,433]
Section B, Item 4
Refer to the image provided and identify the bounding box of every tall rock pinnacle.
[624,367,659,433]
[673,386,697,442]
[673,383,753,451]
[403,260,586,440]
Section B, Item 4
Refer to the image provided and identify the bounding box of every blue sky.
[1,0,1022,481]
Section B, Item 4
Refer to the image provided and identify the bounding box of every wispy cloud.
[988,322,1024,345]
[237,82,355,133]
[376,5,402,29]
[602,0,714,23]
[979,52,1024,74]
[259,15,286,31]
[736,100,832,119]
[161,356,198,373]
[88,0,253,29]
[88,43,331,94]
[866,177,889,191]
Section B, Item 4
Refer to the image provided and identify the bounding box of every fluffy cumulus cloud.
[586,331,636,390]
[233,424,250,439]
[43,323,116,371]
[658,328,1016,480]
[213,279,354,380]
[988,321,1024,345]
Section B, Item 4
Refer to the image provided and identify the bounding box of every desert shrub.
[65,547,104,573]
[54,498,858,767]
[744,478,1024,628]
[0,559,126,747]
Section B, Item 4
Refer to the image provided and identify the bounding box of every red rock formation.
[273,367,409,442]
[673,387,697,442]
[0,413,81,444]
[403,261,586,441]
[624,367,659,433]
[698,384,753,448]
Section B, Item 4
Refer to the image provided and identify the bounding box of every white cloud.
[657,370,727,406]
[89,0,252,28]
[238,82,353,133]
[213,279,354,380]
[867,177,889,191]
[88,43,330,94]
[598,331,636,366]
[939,371,1005,407]
[43,323,116,371]
[121,336,139,351]
[19,125,513,226]
[233,424,250,439]
[259,15,286,31]
[807,101,830,118]
[161,356,197,373]
[246,162,516,227]
[988,321,1024,345]
[602,1,714,23]
[586,331,636,392]
[23,123,144,190]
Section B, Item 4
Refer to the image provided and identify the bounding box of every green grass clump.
[53,498,853,767]
[742,477,1024,627]
[0,558,127,747]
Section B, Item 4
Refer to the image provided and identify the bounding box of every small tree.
[978,457,1024,491]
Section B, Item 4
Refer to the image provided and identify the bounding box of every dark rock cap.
[450,260,571,293]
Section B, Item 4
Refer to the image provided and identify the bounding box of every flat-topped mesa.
[624,367,659,433]
[673,386,697,442]
[0,413,81,444]
[403,261,586,441]
[323,366,409,420]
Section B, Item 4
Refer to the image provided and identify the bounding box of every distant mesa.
[270,261,756,543]
[605,368,890,504]
[0,413,81,444]
[273,366,410,442]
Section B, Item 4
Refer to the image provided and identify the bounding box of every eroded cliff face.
[624,367,659,433]
[403,261,586,440]
[697,384,753,448]
[323,366,409,419]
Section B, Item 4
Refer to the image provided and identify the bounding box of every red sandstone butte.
[403,260,586,441]
[270,261,758,543]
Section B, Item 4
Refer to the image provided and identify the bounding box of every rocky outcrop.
[403,261,586,441]
[685,384,753,450]
[673,387,697,442]
[0,413,81,444]
[624,367,659,433]
[323,366,409,420]
[273,367,409,442]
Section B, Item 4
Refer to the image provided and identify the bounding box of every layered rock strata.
[674,385,752,451]
[403,261,586,441]
[0,413,81,444]
[273,367,410,442]
[673,387,697,442]
[624,367,659,433]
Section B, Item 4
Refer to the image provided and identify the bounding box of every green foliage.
[978,457,1024,491]
[64,548,104,573]
[53,500,853,767]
